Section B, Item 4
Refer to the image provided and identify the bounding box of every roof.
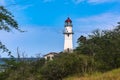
[44,52,58,56]
[65,17,72,23]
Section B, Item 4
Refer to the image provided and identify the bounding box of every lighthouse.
[63,17,74,53]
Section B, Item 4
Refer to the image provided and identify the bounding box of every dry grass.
[64,68,120,80]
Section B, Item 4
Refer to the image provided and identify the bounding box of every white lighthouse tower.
[63,17,74,53]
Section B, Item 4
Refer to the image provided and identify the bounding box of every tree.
[0,6,23,55]
[76,23,120,71]
[40,53,94,80]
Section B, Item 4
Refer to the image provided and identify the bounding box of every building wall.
[65,26,72,33]
[64,34,73,52]
[44,54,55,60]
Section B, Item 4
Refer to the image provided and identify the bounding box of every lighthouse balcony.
[63,32,74,34]
[64,24,73,27]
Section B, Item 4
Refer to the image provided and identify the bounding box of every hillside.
[64,68,120,80]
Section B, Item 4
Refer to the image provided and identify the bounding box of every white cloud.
[0,0,5,6]
[13,4,33,11]
[72,0,84,4]
[72,0,120,4]
[75,13,120,30]
[88,0,120,4]
[88,0,110,3]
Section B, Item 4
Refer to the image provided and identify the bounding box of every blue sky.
[0,0,120,57]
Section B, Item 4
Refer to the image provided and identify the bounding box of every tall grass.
[64,68,120,80]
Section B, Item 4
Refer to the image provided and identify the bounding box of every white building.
[44,52,57,60]
[63,17,74,53]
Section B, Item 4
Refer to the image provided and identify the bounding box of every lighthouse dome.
[65,17,72,23]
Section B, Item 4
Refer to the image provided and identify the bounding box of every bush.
[40,53,94,80]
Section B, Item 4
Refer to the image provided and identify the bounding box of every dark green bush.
[40,53,94,80]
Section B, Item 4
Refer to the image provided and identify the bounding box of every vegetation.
[64,68,120,80]
[0,6,120,80]
[76,25,120,72]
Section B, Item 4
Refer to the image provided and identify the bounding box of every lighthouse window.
[67,34,69,37]
[68,22,70,25]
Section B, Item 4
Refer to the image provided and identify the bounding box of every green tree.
[76,23,120,72]
[40,53,94,80]
[0,6,23,54]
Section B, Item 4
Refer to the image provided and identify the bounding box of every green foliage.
[75,24,120,72]
[40,53,94,80]
[0,42,11,55]
[0,6,21,32]
[0,6,23,54]
[0,57,45,80]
